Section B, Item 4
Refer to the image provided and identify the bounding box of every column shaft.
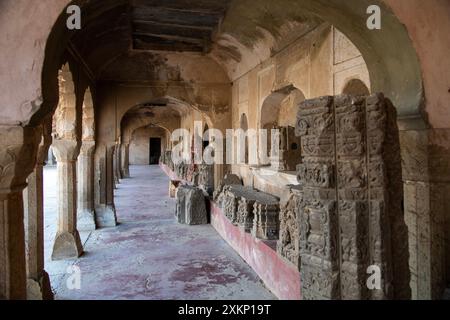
[121,143,130,178]
[0,125,40,300]
[77,141,96,231]
[95,145,117,227]
[24,164,53,300]
[51,140,83,260]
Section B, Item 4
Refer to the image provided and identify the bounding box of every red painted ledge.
[210,203,301,300]
[160,162,301,300]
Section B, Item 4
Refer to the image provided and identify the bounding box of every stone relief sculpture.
[277,186,302,268]
[213,173,242,202]
[236,198,256,233]
[175,185,208,225]
[294,93,410,300]
[252,200,280,240]
[214,183,280,239]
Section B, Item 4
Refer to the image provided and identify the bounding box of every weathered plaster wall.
[129,127,166,165]
[385,0,450,129]
[230,25,369,183]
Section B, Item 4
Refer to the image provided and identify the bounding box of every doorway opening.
[149,138,162,165]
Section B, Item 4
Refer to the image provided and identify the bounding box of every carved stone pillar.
[95,145,117,227]
[296,94,409,300]
[0,125,40,300]
[121,143,130,178]
[51,139,83,260]
[23,121,54,300]
[77,141,96,231]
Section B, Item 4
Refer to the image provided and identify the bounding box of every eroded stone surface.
[215,184,280,239]
[176,185,208,225]
[294,94,409,300]
[277,186,302,268]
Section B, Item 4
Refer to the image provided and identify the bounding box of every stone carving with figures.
[277,186,302,268]
[294,93,410,300]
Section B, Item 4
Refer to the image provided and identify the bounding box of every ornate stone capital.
[0,126,41,192]
[80,140,96,156]
[51,139,80,162]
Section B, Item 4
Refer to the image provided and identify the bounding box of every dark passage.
[149,138,162,165]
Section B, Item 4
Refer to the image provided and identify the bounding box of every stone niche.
[292,93,410,300]
[175,185,208,225]
[270,126,302,172]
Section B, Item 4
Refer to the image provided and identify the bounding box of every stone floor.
[43,165,275,300]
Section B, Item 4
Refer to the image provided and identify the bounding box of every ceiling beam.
[133,5,225,16]
[133,32,205,45]
[133,41,204,52]
[133,19,214,32]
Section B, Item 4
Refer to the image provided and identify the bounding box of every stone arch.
[14,0,423,129]
[215,0,424,121]
[260,86,306,129]
[119,96,214,135]
[342,78,370,96]
[128,125,167,166]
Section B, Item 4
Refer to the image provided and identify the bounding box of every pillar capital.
[80,140,96,156]
[0,125,41,192]
[0,125,41,299]
[51,139,80,162]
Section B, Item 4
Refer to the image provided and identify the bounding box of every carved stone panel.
[277,187,302,268]
[295,93,407,300]
[252,202,280,240]
[175,185,208,225]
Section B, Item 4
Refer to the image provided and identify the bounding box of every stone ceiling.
[70,0,322,82]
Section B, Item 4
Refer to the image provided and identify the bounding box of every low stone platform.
[211,201,301,300]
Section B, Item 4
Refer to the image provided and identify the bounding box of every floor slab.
[43,165,275,300]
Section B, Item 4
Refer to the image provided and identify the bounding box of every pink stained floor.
[43,165,275,300]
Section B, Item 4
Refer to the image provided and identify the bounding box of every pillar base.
[77,210,97,231]
[27,271,54,300]
[95,205,117,227]
[51,231,83,261]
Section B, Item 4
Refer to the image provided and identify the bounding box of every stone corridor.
[44,165,275,300]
